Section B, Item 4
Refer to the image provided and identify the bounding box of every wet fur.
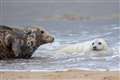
[0,25,54,59]
[57,38,110,57]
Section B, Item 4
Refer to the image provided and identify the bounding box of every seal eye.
[41,30,44,34]
[92,42,94,45]
[98,42,102,45]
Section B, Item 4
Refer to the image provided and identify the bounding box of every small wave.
[39,41,61,50]
[1,67,119,72]
[112,26,120,30]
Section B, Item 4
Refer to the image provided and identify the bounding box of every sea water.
[0,20,119,71]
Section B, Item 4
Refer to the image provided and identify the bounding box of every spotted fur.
[0,25,54,59]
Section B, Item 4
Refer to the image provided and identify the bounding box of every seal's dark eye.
[92,42,94,45]
[41,30,44,34]
[98,42,102,45]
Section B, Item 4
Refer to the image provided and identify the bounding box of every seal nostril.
[93,46,96,49]
[49,37,54,43]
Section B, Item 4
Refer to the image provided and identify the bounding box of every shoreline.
[0,68,119,72]
[0,70,119,80]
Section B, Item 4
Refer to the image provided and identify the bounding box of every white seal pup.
[57,38,111,57]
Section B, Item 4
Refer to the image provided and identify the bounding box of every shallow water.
[0,20,119,71]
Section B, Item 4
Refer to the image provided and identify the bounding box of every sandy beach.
[0,70,119,80]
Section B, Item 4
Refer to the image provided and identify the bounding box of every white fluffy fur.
[57,38,111,56]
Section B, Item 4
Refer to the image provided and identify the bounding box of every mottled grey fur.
[0,25,54,59]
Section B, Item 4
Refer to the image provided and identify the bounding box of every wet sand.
[0,70,119,80]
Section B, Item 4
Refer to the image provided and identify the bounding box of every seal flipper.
[4,33,14,48]
[5,29,23,58]
[12,39,21,57]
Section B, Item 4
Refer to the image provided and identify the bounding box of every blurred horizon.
[0,0,119,26]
